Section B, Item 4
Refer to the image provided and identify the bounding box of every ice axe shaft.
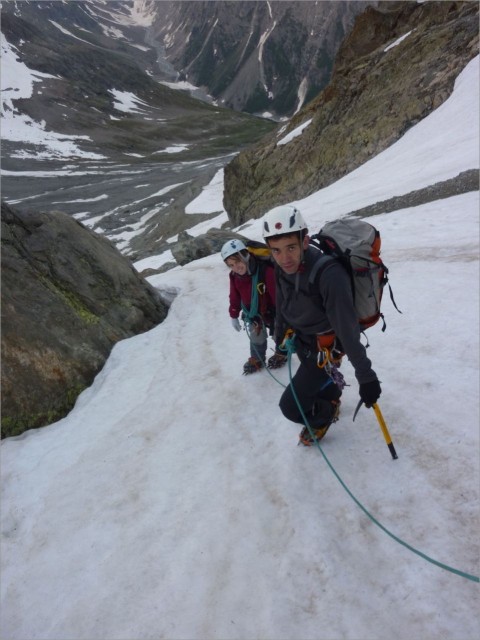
[373,403,398,460]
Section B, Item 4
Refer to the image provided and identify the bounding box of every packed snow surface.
[1,56,479,640]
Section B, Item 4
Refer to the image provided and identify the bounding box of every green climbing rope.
[242,323,478,582]
[241,269,259,323]
[281,344,479,584]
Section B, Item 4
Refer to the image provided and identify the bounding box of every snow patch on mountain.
[277,118,313,146]
[110,89,150,114]
[1,34,105,160]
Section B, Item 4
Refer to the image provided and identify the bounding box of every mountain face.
[223,1,479,225]
[4,0,364,268]
[148,0,374,119]
[1,1,478,259]
[1,0,277,262]
[0,0,274,162]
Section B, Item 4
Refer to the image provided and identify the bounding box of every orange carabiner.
[316,348,329,369]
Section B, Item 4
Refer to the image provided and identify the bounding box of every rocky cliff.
[1,202,168,438]
[150,0,373,118]
[223,1,479,225]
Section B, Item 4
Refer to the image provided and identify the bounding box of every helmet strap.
[300,231,309,264]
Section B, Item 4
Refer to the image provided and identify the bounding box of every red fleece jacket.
[228,262,276,319]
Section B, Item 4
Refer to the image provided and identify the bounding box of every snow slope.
[1,58,479,640]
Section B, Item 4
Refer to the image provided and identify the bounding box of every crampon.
[298,400,341,446]
[243,357,265,375]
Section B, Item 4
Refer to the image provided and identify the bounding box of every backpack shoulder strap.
[308,253,336,287]
[253,259,269,316]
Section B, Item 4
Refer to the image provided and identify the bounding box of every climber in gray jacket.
[262,204,381,445]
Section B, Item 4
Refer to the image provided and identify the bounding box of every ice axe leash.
[353,399,398,460]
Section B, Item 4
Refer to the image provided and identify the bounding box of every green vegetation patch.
[1,382,87,439]
[38,275,100,325]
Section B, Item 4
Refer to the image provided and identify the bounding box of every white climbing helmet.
[262,205,307,239]
[221,238,247,261]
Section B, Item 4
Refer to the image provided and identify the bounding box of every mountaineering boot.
[298,400,341,446]
[243,356,265,375]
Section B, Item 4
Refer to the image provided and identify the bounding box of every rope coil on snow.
[243,327,479,583]
[282,342,479,584]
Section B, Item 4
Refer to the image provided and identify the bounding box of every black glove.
[359,379,381,408]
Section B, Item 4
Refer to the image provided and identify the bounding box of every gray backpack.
[309,218,400,332]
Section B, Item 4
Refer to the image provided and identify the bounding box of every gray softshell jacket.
[274,246,378,385]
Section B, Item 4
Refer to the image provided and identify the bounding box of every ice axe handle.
[373,403,398,460]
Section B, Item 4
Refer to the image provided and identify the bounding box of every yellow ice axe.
[373,403,398,460]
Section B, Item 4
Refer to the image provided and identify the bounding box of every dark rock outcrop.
[1,202,168,438]
[349,169,480,219]
[170,228,248,266]
[223,1,479,225]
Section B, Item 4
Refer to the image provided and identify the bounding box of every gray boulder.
[1,202,168,438]
[171,228,248,266]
